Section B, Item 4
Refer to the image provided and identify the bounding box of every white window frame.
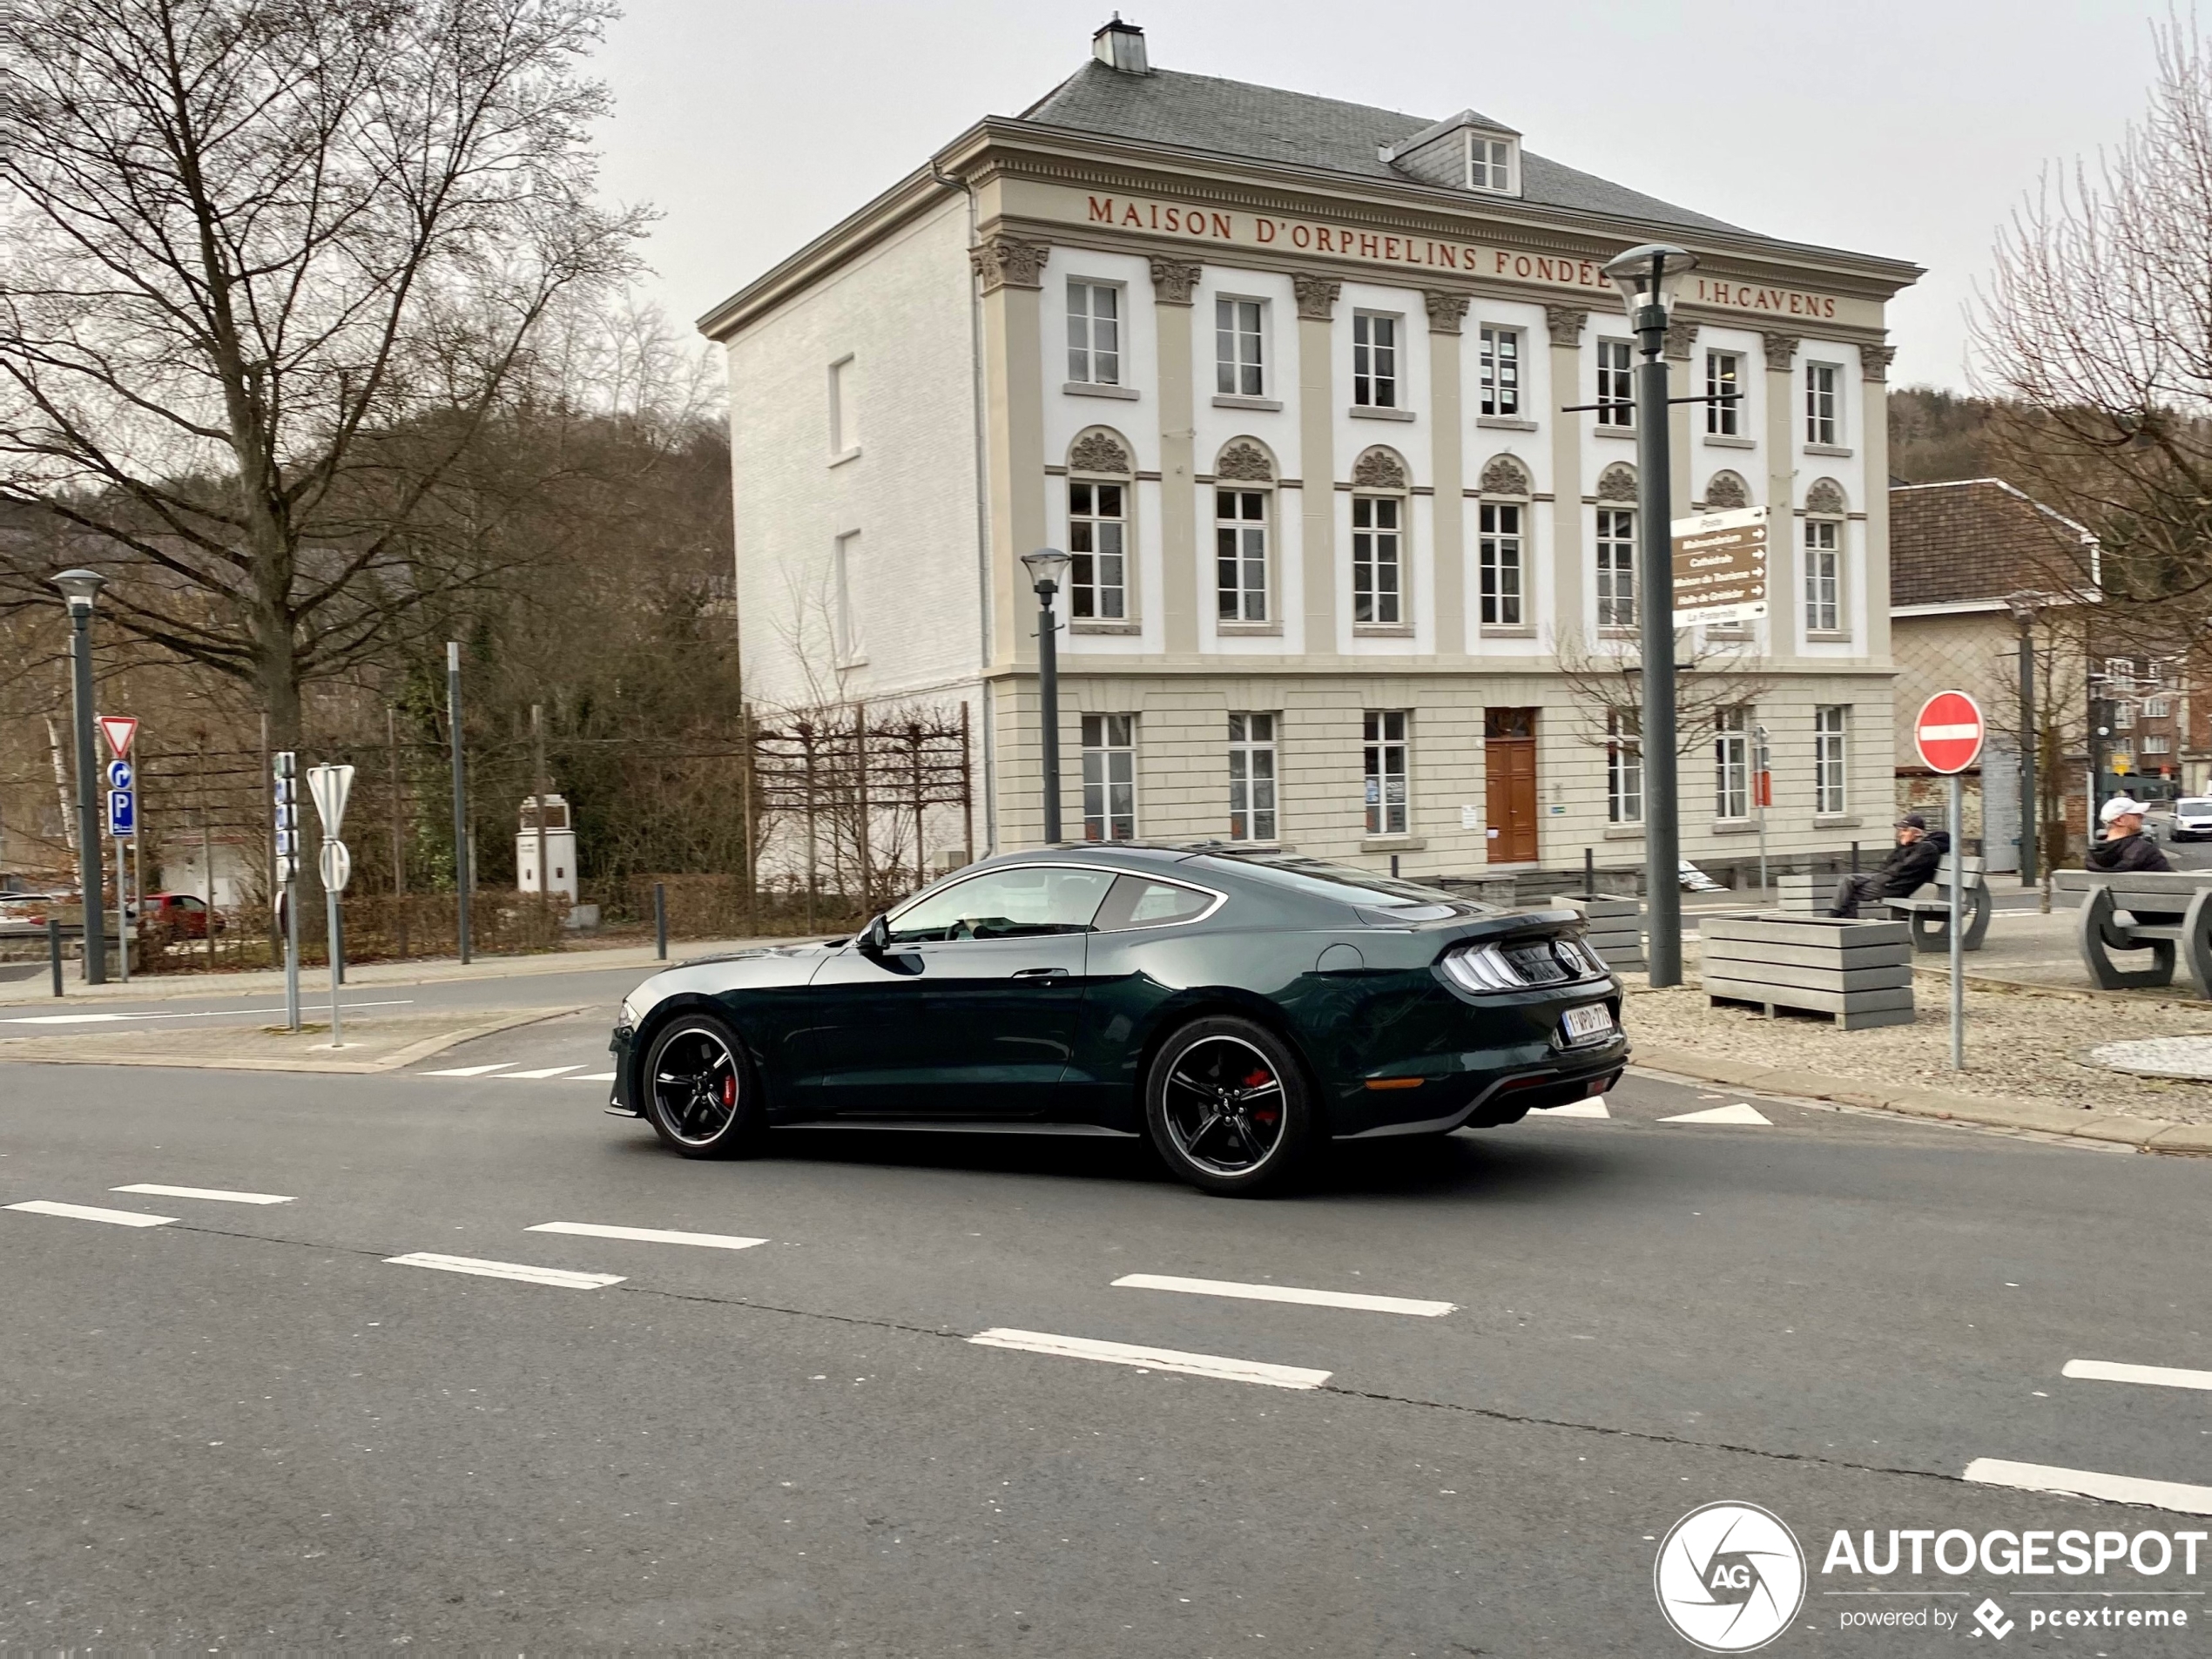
[1214,488,1270,624]
[1228,713,1278,842]
[1478,501,1524,627]
[1608,711,1643,825]
[1351,494,1404,626]
[1216,296,1265,397]
[2114,700,2135,731]
[1352,311,1399,408]
[2146,698,2172,718]
[1815,706,1848,815]
[1714,707,1750,821]
[1066,280,1123,387]
[1477,324,1521,417]
[1081,713,1137,842]
[1364,711,1409,836]
[1705,350,1742,436]
[2143,732,2174,755]
[1467,134,1517,194]
[1595,506,1636,629]
[1068,478,1129,622]
[1805,362,1840,447]
[827,354,857,461]
[1804,516,1842,633]
[1595,339,1634,428]
[832,529,863,665]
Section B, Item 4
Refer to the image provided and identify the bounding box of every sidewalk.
[0,934,804,1005]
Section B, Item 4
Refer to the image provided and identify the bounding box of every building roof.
[1888,479,2099,610]
[1022,60,1750,238]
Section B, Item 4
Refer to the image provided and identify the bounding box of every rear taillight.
[1440,934,1608,994]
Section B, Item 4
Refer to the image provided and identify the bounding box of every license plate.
[1561,1004,1615,1044]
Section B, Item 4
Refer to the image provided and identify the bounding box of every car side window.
[886,866,1115,945]
[1093,874,1216,932]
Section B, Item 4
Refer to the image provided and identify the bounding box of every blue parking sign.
[107,788,135,837]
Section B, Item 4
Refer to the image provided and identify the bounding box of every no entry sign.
[1914,691,1985,774]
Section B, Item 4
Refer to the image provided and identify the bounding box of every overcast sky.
[590,0,2165,391]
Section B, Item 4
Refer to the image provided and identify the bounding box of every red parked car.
[138,893,225,940]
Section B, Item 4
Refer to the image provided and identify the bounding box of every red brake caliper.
[722,1074,737,1107]
[1244,1069,1278,1125]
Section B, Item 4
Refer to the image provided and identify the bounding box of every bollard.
[1851,840,1860,874]
[653,881,667,961]
[1390,855,1399,880]
[47,917,63,998]
[1583,846,1595,895]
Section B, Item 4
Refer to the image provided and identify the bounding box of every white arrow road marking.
[1965,1458,2212,1516]
[527,1222,766,1251]
[577,1072,617,1082]
[420,1062,516,1077]
[968,1328,1331,1390]
[1658,1103,1773,1125]
[2063,1359,2212,1393]
[112,1184,293,1205]
[7,1199,175,1227]
[1535,1099,1611,1118]
[502,1065,583,1079]
[1,1000,412,1026]
[384,1252,622,1289]
[1111,1273,1453,1317]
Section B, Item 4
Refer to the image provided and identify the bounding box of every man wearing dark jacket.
[1827,816,1947,918]
[2087,797,2173,874]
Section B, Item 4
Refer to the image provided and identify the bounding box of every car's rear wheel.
[641,1013,766,1159]
[1144,1016,1316,1197]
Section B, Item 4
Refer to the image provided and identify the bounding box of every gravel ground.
[1624,979,2212,1125]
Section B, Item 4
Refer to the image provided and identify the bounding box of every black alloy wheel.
[1144,1015,1315,1196]
[642,1014,765,1159]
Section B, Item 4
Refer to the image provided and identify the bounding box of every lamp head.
[1021,546,1072,597]
[50,568,105,612]
[1602,243,1697,331]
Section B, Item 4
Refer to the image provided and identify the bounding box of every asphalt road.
[3,1039,2209,1654]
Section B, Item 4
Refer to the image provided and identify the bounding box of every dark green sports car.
[606,844,1628,1195]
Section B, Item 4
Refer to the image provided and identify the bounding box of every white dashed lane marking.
[968,1328,1331,1390]
[7,1199,176,1227]
[1658,1102,1773,1126]
[527,1221,767,1251]
[1111,1272,1453,1318]
[2063,1359,2212,1393]
[1964,1458,2212,1516]
[112,1184,293,1205]
[421,1062,515,1076]
[385,1252,623,1290]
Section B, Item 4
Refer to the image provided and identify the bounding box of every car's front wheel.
[1143,1016,1317,1196]
[641,1013,767,1159]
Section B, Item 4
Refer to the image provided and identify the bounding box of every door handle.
[1011,967,1069,979]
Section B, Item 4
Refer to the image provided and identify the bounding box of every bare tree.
[0,0,646,745]
[1972,11,2212,661]
[1551,627,1779,759]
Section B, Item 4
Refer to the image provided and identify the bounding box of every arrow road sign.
[98,715,138,759]
[105,759,132,792]
[1670,505,1770,628]
[307,764,354,838]
[319,839,353,894]
[1915,691,1986,775]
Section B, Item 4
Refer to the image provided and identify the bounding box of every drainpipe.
[931,157,998,855]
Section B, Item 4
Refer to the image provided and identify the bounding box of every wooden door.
[1485,707,1539,864]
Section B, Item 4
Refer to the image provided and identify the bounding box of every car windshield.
[2181,799,2212,815]
[1191,852,1489,911]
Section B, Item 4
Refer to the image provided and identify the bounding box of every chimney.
[1092,16,1148,75]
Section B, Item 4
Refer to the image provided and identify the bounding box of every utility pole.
[2007,597,2040,886]
[530,701,549,932]
[51,570,106,983]
[448,642,469,963]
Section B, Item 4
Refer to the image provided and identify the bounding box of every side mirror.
[857,914,890,955]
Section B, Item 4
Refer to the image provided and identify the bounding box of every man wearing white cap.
[2087,796,2171,876]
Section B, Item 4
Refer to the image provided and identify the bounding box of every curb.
[1628,1042,2212,1158]
[0,1004,586,1076]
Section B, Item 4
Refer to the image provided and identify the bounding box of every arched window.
[1595,462,1636,630]
[1803,477,1847,634]
[1213,439,1275,624]
[1703,469,1750,511]
[1067,429,1133,621]
[1476,455,1532,630]
[1350,447,1410,628]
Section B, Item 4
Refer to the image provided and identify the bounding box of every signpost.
[101,723,137,983]
[273,752,300,1030]
[307,764,355,1047]
[1670,505,1770,628]
[1914,691,1986,1070]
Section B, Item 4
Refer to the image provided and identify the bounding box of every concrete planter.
[1699,914,1914,1030]
[1551,893,1645,971]
[1775,873,1825,915]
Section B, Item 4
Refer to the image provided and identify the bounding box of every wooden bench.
[1881,856,1991,954]
[2053,869,2212,994]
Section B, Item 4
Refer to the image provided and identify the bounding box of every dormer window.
[1469,135,1515,193]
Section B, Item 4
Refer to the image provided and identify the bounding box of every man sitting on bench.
[2087,796,2178,921]
[1827,815,1946,918]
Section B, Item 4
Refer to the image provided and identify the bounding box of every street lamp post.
[2006,595,2040,886]
[1021,549,1071,846]
[51,569,108,984]
[1601,245,1700,988]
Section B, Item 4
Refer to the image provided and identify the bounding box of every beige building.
[702,21,1920,882]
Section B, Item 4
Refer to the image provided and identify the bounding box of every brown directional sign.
[1670,505,1769,626]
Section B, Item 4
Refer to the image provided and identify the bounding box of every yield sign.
[307,763,355,837]
[1915,691,1986,775]
[98,714,138,759]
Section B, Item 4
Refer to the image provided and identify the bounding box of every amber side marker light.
[1363,1077,1426,1090]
